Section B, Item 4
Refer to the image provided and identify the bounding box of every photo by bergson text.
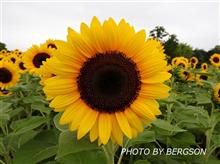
[121,148,206,156]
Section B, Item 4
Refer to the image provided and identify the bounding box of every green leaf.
[152,119,186,133]
[127,130,155,147]
[168,132,197,147]
[0,137,6,155]
[33,146,58,163]
[134,159,151,164]
[57,150,106,164]
[196,93,212,105]
[13,139,54,164]
[31,104,51,114]
[13,130,58,164]
[10,116,47,135]
[8,107,24,118]
[0,101,12,112]
[56,131,101,159]
[53,113,68,132]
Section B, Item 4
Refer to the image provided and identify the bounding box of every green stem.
[117,139,130,164]
[205,102,216,163]
[102,141,115,164]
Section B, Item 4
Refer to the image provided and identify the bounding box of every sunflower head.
[210,53,220,67]
[6,53,19,64]
[42,39,58,50]
[15,58,27,73]
[201,63,208,72]
[23,45,55,74]
[0,54,5,61]
[171,57,179,66]
[213,83,220,104]
[190,57,198,68]
[0,87,11,96]
[179,69,194,81]
[175,59,189,69]
[0,61,20,89]
[43,17,171,145]
[0,49,7,55]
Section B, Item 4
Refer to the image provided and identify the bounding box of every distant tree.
[174,43,193,58]
[164,34,179,60]
[193,49,207,64]
[0,42,6,51]
[149,26,169,43]
[207,45,220,56]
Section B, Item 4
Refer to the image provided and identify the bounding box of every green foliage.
[0,42,6,51]
[174,43,194,58]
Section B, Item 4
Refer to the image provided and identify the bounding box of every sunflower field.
[0,17,220,164]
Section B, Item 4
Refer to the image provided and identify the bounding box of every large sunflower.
[23,45,55,74]
[43,17,171,145]
[0,61,20,89]
[210,53,220,67]
[213,83,220,104]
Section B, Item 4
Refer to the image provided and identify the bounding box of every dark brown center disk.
[191,59,195,63]
[47,44,57,49]
[218,89,220,97]
[213,57,219,63]
[19,62,26,70]
[200,75,208,80]
[0,68,13,83]
[32,53,50,68]
[77,51,141,113]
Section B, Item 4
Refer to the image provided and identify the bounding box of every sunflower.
[0,87,11,96]
[213,83,220,104]
[179,69,194,81]
[43,17,171,145]
[42,39,58,50]
[0,49,7,55]
[0,54,5,61]
[201,63,208,72]
[190,56,198,68]
[196,73,209,84]
[0,61,20,89]
[38,57,57,86]
[6,53,18,64]
[171,57,179,66]
[175,59,189,69]
[210,53,220,67]
[23,45,55,74]
[15,58,27,73]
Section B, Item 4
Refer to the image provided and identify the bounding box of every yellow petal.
[89,119,99,142]
[98,113,112,144]
[141,72,171,83]
[139,83,170,99]
[77,109,98,139]
[69,101,89,131]
[115,112,132,139]
[111,115,123,146]
[59,100,82,125]
[50,92,80,109]
[124,108,143,132]
[130,97,156,121]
